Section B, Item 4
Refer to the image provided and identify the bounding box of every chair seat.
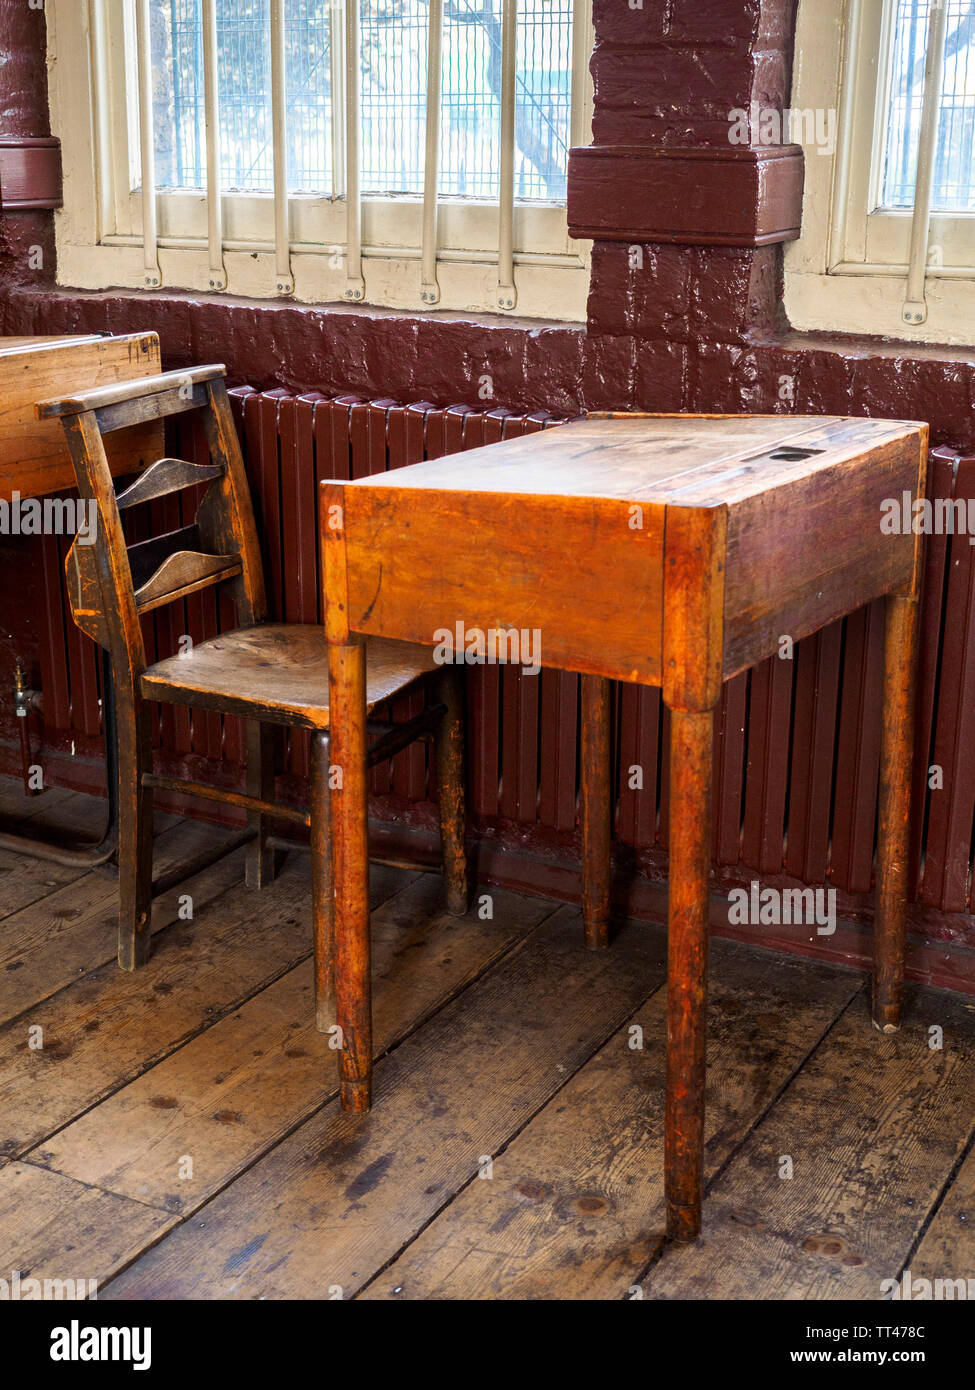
[140,623,439,729]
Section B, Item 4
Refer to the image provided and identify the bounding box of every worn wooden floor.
[0,777,973,1301]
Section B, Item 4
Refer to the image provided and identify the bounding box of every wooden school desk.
[319,411,927,1242]
[0,333,161,501]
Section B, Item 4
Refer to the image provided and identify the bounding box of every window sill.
[38,282,587,335]
[55,239,590,325]
[784,267,975,350]
[5,284,590,415]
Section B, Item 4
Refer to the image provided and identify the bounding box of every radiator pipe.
[14,662,41,796]
[0,650,119,867]
[1,655,251,884]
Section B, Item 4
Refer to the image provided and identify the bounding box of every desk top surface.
[0,334,104,356]
[342,413,923,507]
[0,331,162,501]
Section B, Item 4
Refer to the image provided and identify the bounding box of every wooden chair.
[36,363,468,1057]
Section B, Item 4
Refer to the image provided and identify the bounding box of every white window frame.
[786,0,975,346]
[48,0,593,321]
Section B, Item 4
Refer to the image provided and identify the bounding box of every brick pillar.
[568,0,802,411]
[0,0,58,311]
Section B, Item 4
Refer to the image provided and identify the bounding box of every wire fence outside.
[882,0,975,210]
[149,0,573,201]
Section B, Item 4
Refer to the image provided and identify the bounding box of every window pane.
[360,0,429,194]
[881,0,975,211]
[361,0,573,200]
[150,0,332,194]
[516,0,572,200]
[149,0,572,202]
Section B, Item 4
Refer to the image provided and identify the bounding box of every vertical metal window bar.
[420,0,443,305]
[497,0,517,310]
[135,0,162,287]
[569,0,590,153]
[270,0,295,294]
[202,0,227,290]
[330,0,346,198]
[903,0,949,324]
[90,0,114,244]
[344,0,365,301]
[828,0,863,272]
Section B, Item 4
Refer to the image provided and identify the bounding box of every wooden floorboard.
[908,1132,975,1292]
[0,789,121,920]
[639,987,975,1299]
[358,945,862,1301]
[0,816,238,1025]
[31,879,553,1218]
[0,855,409,1159]
[101,909,667,1299]
[2,778,974,1301]
[0,1160,175,1291]
[0,783,91,824]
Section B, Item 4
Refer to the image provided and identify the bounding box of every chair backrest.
[36,364,268,699]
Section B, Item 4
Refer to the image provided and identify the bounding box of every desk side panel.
[722,435,923,678]
[341,487,666,683]
[0,333,162,500]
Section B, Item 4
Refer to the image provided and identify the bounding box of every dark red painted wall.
[0,0,54,281]
[4,2,974,439]
[3,0,975,979]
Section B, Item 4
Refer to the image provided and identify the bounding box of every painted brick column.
[0,0,58,310]
[568,0,803,410]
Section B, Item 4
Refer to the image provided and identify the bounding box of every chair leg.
[116,700,154,971]
[245,719,276,889]
[434,667,468,915]
[873,593,920,1032]
[580,674,612,950]
[310,730,335,1034]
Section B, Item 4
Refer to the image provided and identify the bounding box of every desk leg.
[328,640,372,1112]
[873,593,920,1033]
[664,705,714,1242]
[580,674,612,950]
[310,730,334,1034]
[434,667,469,916]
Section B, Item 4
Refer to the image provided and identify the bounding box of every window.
[48,0,592,320]
[786,0,975,345]
[881,0,975,210]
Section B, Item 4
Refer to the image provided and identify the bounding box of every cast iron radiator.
[25,395,975,918]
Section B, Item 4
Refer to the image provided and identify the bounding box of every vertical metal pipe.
[420,0,443,305]
[201,0,227,289]
[344,0,365,300]
[569,0,590,151]
[827,0,862,269]
[90,0,114,243]
[135,0,162,287]
[270,0,294,294]
[497,0,517,310]
[903,0,948,325]
[329,0,346,197]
